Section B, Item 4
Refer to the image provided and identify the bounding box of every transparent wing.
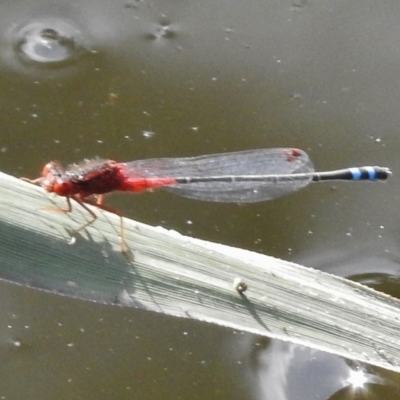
[121,148,314,203]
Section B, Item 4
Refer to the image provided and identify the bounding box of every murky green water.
[0,0,399,398]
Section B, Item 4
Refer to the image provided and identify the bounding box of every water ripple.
[8,17,89,70]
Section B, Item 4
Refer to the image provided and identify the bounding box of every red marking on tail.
[285,148,303,162]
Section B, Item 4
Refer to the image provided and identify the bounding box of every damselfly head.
[40,161,73,196]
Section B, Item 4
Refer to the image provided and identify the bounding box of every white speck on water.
[142,130,155,138]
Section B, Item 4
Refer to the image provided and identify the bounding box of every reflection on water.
[12,18,87,65]
[233,335,397,400]
[1,16,91,74]
[0,0,399,399]
[297,244,400,299]
[144,17,178,41]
